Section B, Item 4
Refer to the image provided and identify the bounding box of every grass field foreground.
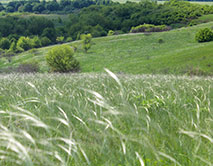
[0,71,212,166]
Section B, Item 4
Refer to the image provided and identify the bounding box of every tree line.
[65,0,213,39]
[1,0,213,53]
[0,0,112,14]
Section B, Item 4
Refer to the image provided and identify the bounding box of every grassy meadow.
[195,14,213,23]
[0,1,213,165]
[1,22,213,75]
[0,72,212,166]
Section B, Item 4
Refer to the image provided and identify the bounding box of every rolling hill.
[0,22,213,75]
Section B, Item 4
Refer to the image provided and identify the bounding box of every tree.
[27,16,54,36]
[42,27,56,42]
[23,3,33,12]
[0,2,5,11]
[80,33,92,53]
[32,3,45,13]
[0,38,10,50]
[46,45,80,72]
[45,1,59,11]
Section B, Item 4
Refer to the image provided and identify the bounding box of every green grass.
[188,1,213,5]
[113,0,213,5]
[1,22,213,75]
[0,72,212,166]
[112,0,141,3]
[194,14,213,23]
[157,1,213,5]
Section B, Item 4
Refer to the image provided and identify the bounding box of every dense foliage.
[0,0,213,52]
[2,0,112,14]
[195,27,213,42]
[65,0,213,39]
[0,16,54,37]
[46,45,80,72]
[130,24,171,33]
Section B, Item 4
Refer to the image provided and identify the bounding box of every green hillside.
[0,22,213,75]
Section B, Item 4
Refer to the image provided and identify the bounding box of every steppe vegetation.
[0,72,213,166]
[0,0,213,165]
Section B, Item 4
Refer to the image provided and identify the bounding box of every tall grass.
[0,72,212,166]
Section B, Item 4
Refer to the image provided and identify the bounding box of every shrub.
[41,37,51,46]
[46,45,80,72]
[80,33,92,53]
[31,36,42,48]
[195,28,213,43]
[0,38,11,50]
[158,38,164,44]
[108,30,115,36]
[17,36,32,51]
[130,24,171,33]
[56,36,64,44]
[66,37,73,42]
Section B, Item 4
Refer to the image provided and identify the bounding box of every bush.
[80,33,92,53]
[130,24,171,33]
[41,37,51,46]
[56,36,64,44]
[195,28,213,43]
[108,30,115,36]
[158,38,164,44]
[17,36,32,51]
[31,36,41,48]
[46,45,80,72]
[66,37,73,42]
[0,38,11,50]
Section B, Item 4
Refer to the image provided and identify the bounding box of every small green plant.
[108,30,115,36]
[158,38,164,44]
[195,28,213,42]
[66,37,73,42]
[56,36,64,44]
[81,33,92,53]
[46,45,80,72]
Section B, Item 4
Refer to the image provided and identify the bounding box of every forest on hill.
[1,0,213,53]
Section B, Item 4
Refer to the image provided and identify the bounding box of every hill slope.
[0,22,213,75]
